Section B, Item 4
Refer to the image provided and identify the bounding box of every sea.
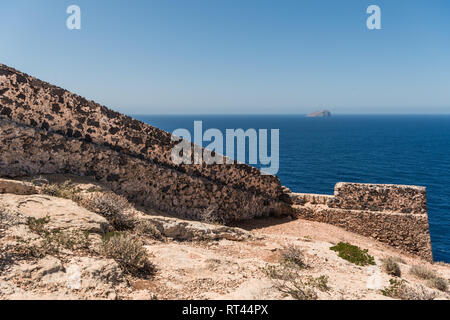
[134,114,450,263]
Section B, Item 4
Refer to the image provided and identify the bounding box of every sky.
[0,0,449,115]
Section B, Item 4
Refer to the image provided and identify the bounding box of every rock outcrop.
[0,64,291,223]
[306,110,331,117]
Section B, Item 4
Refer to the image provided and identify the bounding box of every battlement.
[289,183,433,261]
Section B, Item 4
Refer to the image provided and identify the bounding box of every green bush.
[330,242,375,266]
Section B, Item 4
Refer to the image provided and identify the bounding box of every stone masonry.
[0,64,291,223]
[289,183,433,261]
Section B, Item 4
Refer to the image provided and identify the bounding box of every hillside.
[0,176,449,300]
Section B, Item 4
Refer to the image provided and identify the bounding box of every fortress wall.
[329,182,427,214]
[0,64,283,200]
[0,64,292,222]
[0,117,289,223]
[289,193,334,205]
[290,183,433,261]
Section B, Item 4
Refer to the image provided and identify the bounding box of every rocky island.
[306,110,332,117]
[0,64,448,300]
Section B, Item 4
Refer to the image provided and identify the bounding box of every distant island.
[306,110,331,117]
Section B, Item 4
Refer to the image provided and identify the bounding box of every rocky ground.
[0,175,449,300]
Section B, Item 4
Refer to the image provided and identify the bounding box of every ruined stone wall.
[289,183,433,261]
[0,117,288,222]
[0,64,284,200]
[0,64,291,222]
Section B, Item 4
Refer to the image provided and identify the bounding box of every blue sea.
[134,115,450,262]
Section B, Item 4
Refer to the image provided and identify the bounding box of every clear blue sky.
[1,0,449,114]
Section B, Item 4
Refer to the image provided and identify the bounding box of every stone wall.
[0,117,289,223]
[0,64,292,222]
[289,183,433,261]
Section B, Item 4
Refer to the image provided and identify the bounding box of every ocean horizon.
[134,114,450,263]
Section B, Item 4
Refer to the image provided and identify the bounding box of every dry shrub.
[21,217,91,258]
[134,220,163,240]
[409,265,447,292]
[382,257,401,277]
[79,192,135,230]
[27,216,51,235]
[40,180,81,199]
[427,277,448,292]
[409,265,437,280]
[381,279,436,300]
[280,245,308,269]
[389,256,406,264]
[262,263,329,300]
[102,233,156,278]
[1,208,21,236]
[0,209,6,238]
[200,205,225,225]
[79,192,130,216]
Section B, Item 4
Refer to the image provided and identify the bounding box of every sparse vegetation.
[280,244,308,269]
[12,239,52,259]
[27,216,50,235]
[20,216,91,259]
[13,228,91,260]
[381,278,436,300]
[305,275,330,292]
[382,257,401,277]
[409,265,437,280]
[262,263,329,300]
[330,242,375,266]
[427,277,448,292]
[0,209,6,238]
[86,186,103,193]
[78,192,135,231]
[200,205,225,225]
[102,233,156,278]
[409,265,448,292]
[134,220,163,240]
[40,180,81,199]
[43,229,90,252]
[380,278,406,298]
[389,256,406,264]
